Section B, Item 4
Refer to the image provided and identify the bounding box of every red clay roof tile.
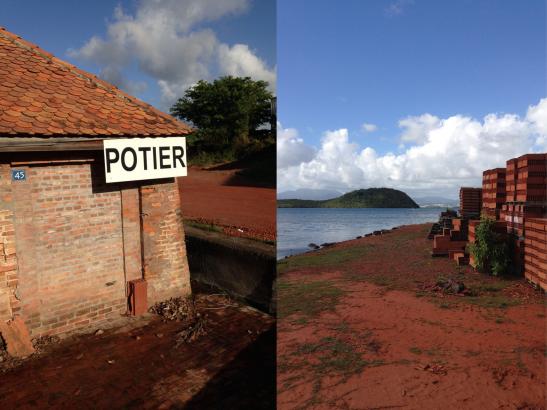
[0,27,191,137]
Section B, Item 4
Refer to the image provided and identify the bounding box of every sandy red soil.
[178,166,275,241]
[278,224,546,409]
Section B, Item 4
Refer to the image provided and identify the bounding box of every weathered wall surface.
[0,164,18,322]
[11,162,126,337]
[185,226,275,314]
[141,181,191,303]
[0,158,190,338]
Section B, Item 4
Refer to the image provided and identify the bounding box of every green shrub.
[467,217,510,276]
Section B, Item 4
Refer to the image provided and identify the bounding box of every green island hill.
[277,188,419,208]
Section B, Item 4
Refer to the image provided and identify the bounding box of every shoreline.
[278,223,414,260]
[277,207,443,260]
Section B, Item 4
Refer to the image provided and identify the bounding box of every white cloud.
[68,0,275,109]
[361,122,378,133]
[385,0,415,16]
[527,98,547,149]
[399,113,440,143]
[277,123,316,169]
[218,44,276,88]
[278,98,547,198]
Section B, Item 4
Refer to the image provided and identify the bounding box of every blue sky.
[278,0,545,154]
[277,0,547,197]
[2,0,276,110]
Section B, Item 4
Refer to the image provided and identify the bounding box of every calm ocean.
[277,207,443,259]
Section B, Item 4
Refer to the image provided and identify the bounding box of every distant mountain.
[278,188,419,208]
[277,188,342,200]
[413,196,458,208]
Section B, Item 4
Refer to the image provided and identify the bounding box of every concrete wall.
[0,155,190,337]
[185,226,275,314]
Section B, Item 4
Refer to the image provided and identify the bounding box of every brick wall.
[11,162,127,337]
[0,164,19,322]
[0,157,190,338]
[141,181,191,303]
[121,187,142,283]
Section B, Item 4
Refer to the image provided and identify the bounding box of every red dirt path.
[178,167,275,241]
[278,224,546,409]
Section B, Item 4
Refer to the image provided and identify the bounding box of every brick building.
[0,28,191,338]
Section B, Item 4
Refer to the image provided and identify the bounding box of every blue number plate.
[11,170,26,181]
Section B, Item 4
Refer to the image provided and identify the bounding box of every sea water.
[277,207,443,259]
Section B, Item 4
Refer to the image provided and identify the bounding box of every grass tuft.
[278,280,346,319]
[463,295,520,309]
[277,245,375,275]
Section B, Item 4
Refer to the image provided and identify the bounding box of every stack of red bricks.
[432,234,467,257]
[504,204,545,237]
[515,154,547,202]
[430,194,478,260]
[505,158,518,203]
[432,217,467,257]
[503,153,547,277]
[481,168,506,220]
[459,187,482,219]
[524,218,547,290]
[449,218,471,243]
[447,217,469,265]
[468,220,480,244]
[452,153,546,279]
[468,220,479,268]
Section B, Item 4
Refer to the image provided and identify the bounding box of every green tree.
[468,217,510,276]
[170,76,274,151]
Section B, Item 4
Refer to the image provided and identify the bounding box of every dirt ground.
[277,224,546,410]
[178,166,276,242]
[0,293,275,409]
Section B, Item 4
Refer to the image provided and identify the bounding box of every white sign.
[103,137,187,183]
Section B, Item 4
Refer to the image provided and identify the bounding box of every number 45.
[12,170,26,181]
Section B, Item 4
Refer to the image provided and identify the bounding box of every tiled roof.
[0,27,191,137]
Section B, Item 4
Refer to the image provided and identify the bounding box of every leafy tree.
[468,217,510,276]
[170,76,274,151]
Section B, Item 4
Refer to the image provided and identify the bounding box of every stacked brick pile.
[515,154,547,202]
[446,220,469,264]
[504,204,545,237]
[468,220,479,268]
[482,168,506,220]
[505,154,547,228]
[431,212,467,257]
[432,234,467,257]
[524,218,547,290]
[468,220,480,244]
[505,158,518,203]
[427,209,457,239]
[434,153,545,286]
[451,218,467,240]
[503,154,547,274]
[459,187,482,219]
